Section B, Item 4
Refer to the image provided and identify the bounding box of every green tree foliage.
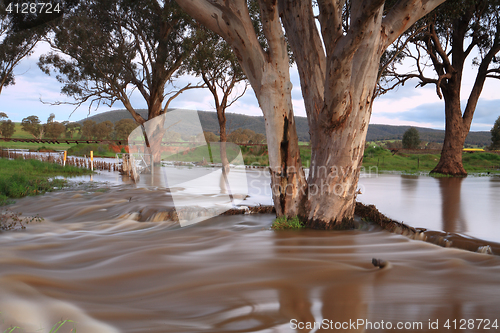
[196,131,218,143]
[44,122,65,139]
[65,122,81,138]
[114,119,137,139]
[250,133,266,144]
[181,28,248,145]
[227,128,264,144]
[0,2,44,95]
[94,120,113,140]
[21,115,43,139]
[44,113,65,139]
[38,0,201,125]
[81,119,96,139]
[0,111,7,136]
[491,116,500,150]
[402,127,421,149]
[0,119,15,138]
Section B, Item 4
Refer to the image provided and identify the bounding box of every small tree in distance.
[94,121,114,140]
[402,127,421,149]
[81,120,96,140]
[21,115,44,139]
[65,122,81,138]
[491,116,500,150]
[114,119,137,140]
[0,112,14,138]
[44,113,65,139]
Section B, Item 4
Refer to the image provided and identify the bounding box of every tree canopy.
[38,0,202,125]
[402,127,421,149]
[21,115,43,139]
[380,0,500,175]
[0,112,14,137]
[175,0,446,226]
[491,115,500,150]
[0,2,43,94]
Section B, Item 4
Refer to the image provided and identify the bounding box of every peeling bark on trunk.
[258,71,307,217]
[302,58,379,228]
[280,0,385,228]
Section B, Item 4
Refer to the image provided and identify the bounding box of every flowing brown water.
[1,171,500,332]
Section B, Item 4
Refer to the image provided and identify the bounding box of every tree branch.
[382,0,446,47]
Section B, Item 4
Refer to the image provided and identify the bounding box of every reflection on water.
[437,177,466,234]
[358,174,500,242]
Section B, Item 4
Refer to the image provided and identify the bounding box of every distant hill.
[77,109,492,146]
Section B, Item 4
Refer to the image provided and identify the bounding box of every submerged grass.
[2,319,76,333]
[0,208,43,231]
[0,158,92,205]
[271,216,304,230]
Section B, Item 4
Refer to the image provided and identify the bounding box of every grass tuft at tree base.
[271,216,304,230]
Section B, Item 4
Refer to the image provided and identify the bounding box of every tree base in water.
[431,154,468,177]
[304,217,355,230]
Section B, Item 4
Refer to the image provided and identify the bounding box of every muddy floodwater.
[358,174,500,243]
[1,169,500,332]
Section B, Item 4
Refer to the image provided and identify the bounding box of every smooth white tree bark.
[176,0,446,227]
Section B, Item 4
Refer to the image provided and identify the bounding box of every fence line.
[0,149,117,172]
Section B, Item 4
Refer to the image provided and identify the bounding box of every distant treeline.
[77,109,492,147]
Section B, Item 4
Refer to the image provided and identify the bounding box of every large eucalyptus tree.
[176,0,446,228]
[381,0,500,176]
[38,0,202,161]
[181,29,248,169]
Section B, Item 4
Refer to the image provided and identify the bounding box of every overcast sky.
[1,42,499,132]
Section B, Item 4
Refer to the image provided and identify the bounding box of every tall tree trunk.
[176,0,445,224]
[217,106,230,172]
[431,93,468,176]
[301,57,380,228]
[175,0,307,217]
[142,105,165,165]
[281,0,384,227]
[257,66,307,217]
[217,106,231,194]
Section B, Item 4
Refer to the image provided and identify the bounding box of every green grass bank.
[0,158,92,205]
[362,146,500,174]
